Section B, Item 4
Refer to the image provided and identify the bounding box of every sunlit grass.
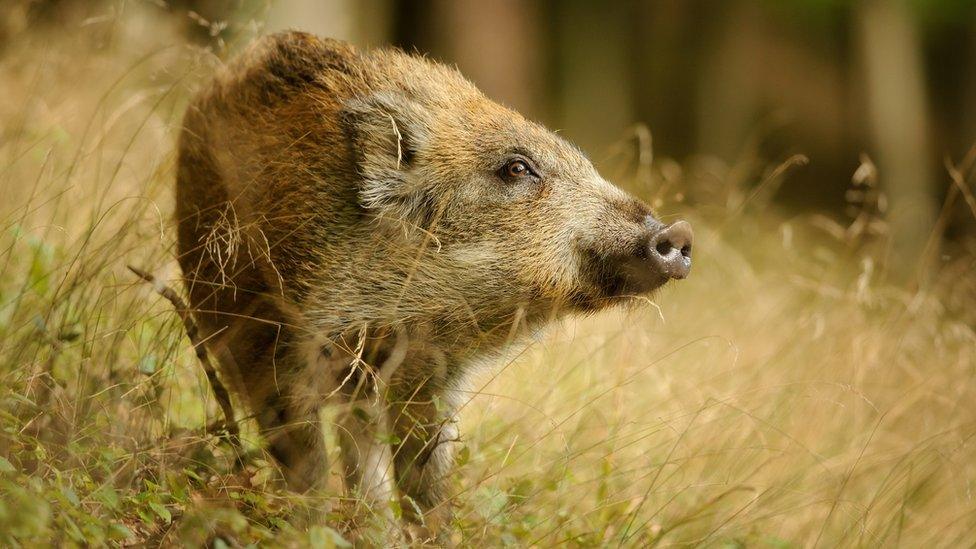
[1,7,975,547]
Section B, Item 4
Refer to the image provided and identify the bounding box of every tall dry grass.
[1,6,975,547]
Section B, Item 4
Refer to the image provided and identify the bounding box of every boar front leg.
[388,379,460,539]
[206,298,328,493]
[341,329,458,540]
[336,395,401,533]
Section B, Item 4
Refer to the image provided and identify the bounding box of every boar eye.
[498,158,539,183]
[506,160,529,177]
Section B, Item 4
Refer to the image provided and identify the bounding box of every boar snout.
[647,220,693,280]
[591,216,694,298]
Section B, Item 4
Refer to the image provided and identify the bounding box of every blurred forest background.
[4,0,975,277]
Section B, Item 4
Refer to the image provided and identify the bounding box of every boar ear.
[342,92,434,223]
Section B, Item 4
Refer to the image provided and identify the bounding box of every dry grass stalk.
[127,265,242,458]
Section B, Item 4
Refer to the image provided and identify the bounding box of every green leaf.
[389,497,402,520]
[474,486,508,522]
[0,456,15,473]
[456,445,471,466]
[309,525,352,549]
[509,478,533,503]
[108,523,134,540]
[763,536,795,549]
[61,486,80,506]
[182,467,204,482]
[375,432,401,445]
[149,502,172,524]
[138,356,158,375]
[95,486,120,510]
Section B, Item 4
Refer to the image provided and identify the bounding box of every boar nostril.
[648,220,694,280]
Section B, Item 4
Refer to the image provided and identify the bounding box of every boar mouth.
[574,248,670,309]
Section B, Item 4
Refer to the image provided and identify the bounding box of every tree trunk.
[856,0,937,281]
